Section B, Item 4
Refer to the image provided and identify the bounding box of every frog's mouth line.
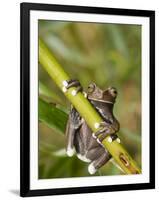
[88,98,114,104]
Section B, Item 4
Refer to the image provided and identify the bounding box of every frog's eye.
[109,87,117,97]
[88,83,96,93]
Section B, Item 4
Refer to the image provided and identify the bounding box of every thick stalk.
[39,38,141,174]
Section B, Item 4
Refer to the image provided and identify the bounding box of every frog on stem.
[65,80,120,174]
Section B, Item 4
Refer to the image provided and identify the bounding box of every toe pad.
[88,163,97,174]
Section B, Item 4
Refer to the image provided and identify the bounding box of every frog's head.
[87,83,117,104]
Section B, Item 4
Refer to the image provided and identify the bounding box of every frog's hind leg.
[65,118,76,157]
[65,107,82,157]
[74,132,91,163]
[74,121,93,163]
[88,149,111,174]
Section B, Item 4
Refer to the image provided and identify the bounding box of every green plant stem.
[39,38,141,174]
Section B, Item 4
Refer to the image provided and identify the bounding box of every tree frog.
[65,80,120,174]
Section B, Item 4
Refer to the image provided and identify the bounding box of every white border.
[30,10,150,190]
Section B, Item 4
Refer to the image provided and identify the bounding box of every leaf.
[39,80,69,113]
[39,98,68,134]
[39,81,63,104]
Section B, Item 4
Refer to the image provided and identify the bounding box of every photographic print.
[20,3,155,197]
[38,20,141,178]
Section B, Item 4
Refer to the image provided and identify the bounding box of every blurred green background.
[38,20,141,179]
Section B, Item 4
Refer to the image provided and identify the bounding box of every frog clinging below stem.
[65,80,120,174]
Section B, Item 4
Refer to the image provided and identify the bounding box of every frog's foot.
[88,149,111,174]
[66,146,76,157]
[77,154,91,163]
[92,121,117,144]
[99,133,118,143]
[62,79,83,95]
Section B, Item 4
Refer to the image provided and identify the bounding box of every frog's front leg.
[93,121,118,143]
[64,79,83,95]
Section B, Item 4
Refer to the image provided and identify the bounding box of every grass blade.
[39,98,68,134]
